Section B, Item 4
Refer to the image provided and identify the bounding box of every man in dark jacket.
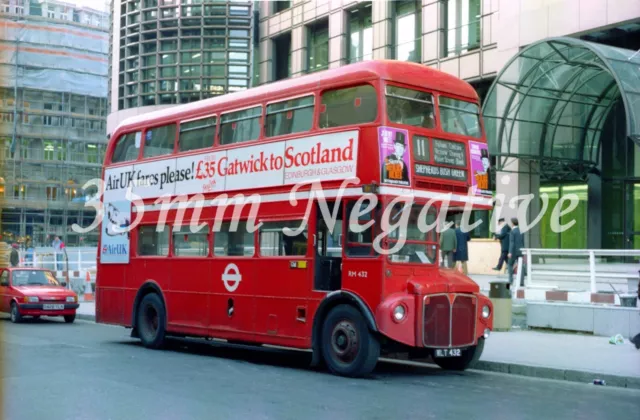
[493,218,511,271]
[10,243,19,267]
[453,221,471,275]
[507,218,524,285]
[439,221,457,269]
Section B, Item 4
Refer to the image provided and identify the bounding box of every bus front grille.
[423,294,477,348]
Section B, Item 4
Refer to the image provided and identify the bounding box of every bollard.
[489,281,512,331]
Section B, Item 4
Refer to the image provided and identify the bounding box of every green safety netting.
[483,37,640,170]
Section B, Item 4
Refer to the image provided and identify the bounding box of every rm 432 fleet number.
[348,271,368,278]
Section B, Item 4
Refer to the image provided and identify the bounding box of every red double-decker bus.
[96,60,494,377]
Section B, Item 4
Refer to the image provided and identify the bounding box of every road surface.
[1,318,638,420]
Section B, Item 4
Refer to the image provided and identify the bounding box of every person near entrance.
[454,221,471,275]
[10,243,19,267]
[493,218,511,271]
[439,221,457,269]
[507,218,525,285]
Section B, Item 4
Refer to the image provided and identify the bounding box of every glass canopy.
[483,37,640,174]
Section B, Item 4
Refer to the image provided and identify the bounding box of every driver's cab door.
[314,201,343,291]
[0,270,11,313]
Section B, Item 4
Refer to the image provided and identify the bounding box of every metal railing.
[521,248,640,294]
[19,247,97,273]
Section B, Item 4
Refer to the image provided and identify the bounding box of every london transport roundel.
[222,263,242,292]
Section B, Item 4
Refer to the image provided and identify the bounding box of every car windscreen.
[12,271,60,286]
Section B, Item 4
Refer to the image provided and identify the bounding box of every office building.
[0,0,110,247]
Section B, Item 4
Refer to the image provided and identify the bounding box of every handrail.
[522,248,639,294]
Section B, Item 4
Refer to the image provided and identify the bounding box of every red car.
[0,267,79,323]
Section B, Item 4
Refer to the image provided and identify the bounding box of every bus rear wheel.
[433,338,485,371]
[137,293,166,349]
[321,304,380,377]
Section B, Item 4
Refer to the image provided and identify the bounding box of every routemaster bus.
[96,60,494,377]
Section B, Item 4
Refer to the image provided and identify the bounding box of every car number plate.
[43,304,64,310]
[435,348,462,358]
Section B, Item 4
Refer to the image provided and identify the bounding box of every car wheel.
[33,315,41,320]
[64,314,76,324]
[433,338,485,371]
[10,302,22,324]
[321,304,380,378]
[137,293,166,349]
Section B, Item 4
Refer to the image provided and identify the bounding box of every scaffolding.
[0,0,109,247]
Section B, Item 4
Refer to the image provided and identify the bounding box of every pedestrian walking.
[10,243,19,267]
[453,221,471,275]
[439,220,457,268]
[52,235,63,271]
[507,218,525,285]
[492,218,511,271]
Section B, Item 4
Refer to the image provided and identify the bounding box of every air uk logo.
[222,263,242,292]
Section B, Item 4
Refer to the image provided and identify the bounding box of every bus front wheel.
[137,293,166,349]
[321,304,380,377]
[433,337,485,371]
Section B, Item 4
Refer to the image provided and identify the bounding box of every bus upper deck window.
[143,123,177,158]
[266,95,314,137]
[111,131,141,163]
[319,84,377,129]
[439,97,481,138]
[220,106,262,145]
[385,85,435,129]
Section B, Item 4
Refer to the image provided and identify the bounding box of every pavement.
[2,318,639,420]
[75,301,640,389]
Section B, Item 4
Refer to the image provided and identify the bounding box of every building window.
[348,4,373,63]
[220,106,261,145]
[259,221,308,256]
[394,1,421,63]
[444,0,481,57]
[266,95,314,137]
[273,33,291,81]
[307,21,329,73]
[273,1,291,14]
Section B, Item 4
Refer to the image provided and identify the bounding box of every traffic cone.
[83,271,94,302]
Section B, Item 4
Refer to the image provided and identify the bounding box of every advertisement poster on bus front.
[378,126,411,187]
[100,200,131,264]
[469,140,492,196]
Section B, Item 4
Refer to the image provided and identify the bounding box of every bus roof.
[113,60,479,135]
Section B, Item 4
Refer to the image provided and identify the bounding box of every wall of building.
[0,1,109,247]
[107,0,255,136]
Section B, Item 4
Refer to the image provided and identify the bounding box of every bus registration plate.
[43,304,64,310]
[435,349,461,358]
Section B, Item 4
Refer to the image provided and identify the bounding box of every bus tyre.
[137,293,166,349]
[433,337,485,371]
[321,304,380,377]
[10,302,22,324]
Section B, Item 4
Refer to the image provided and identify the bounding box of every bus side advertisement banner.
[102,131,359,202]
[101,200,131,264]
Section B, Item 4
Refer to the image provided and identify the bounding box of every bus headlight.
[393,304,406,322]
[482,305,491,319]
[484,328,491,339]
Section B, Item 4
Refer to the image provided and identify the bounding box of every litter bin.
[620,295,637,308]
[489,281,512,331]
